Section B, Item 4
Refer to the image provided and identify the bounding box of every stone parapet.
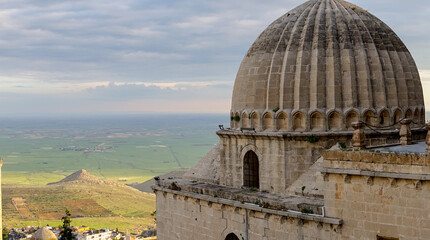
[152,183,342,226]
[217,128,426,147]
[323,146,430,177]
[153,179,324,214]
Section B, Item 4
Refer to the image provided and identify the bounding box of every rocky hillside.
[3,170,156,232]
[48,169,102,184]
[48,169,125,188]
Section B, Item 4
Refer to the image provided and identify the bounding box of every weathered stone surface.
[352,122,366,149]
[324,169,430,240]
[154,179,324,214]
[183,142,221,184]
[323,148,430,175]
[400,119,412,145]
[154,188,343,240]
[286,156,324,197]
[230,0,425,133]
[155,0,429,239]
[216,129,425,195]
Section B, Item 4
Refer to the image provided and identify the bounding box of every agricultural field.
[0,114,227,185]
[0,114,227,231]
[2,170,156,232]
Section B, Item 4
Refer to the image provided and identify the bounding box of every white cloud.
[118,51,188,61]
[174,15,220,29]
[0,0,429,114]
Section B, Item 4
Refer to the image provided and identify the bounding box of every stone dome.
[230,0,425,132]
[30,227,57,240]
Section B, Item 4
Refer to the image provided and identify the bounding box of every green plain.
[0,114,227,232]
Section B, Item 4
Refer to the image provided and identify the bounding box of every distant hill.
[3,170,156,232]
[128,170,186,193]
[48,169,103,184]
[48,169,124,187]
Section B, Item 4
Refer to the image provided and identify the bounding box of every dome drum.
[230,107,425,132]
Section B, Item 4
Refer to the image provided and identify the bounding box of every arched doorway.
[225,233,240,240]
[243,151,259,189]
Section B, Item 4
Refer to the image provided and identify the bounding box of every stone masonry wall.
[323,150,430,240]
[155,191,342,240]
[218,134,329,194]
[324,174,430,240]
[217,130,425,195]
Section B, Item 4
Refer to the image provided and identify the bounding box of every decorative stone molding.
[230,107,425,133]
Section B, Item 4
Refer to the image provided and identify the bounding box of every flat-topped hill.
[48,169,125,188]
[48,169,103,184]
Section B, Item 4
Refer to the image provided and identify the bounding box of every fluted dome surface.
[231,0,424,132]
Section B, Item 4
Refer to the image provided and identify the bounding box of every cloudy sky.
[0,0,429,115]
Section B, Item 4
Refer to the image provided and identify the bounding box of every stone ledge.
[217,128,425,138]
[152,185,343,225]
[153,178,324,214]
[321,168,430,181]
[323,149,430,165]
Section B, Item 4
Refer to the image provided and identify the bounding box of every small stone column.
[399,119,412,145]
[425,123,430,154]
[352,122,366,149]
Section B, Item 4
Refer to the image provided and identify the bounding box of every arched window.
[263,113,273,131]
[379,109,390,127]
[363,110,376,126]
[346,110,359,130]
[393,109,402,126]
[251,112,259,129]
[241,112,250,128]
[276,112,288,131]
[225,233,240,240]
[310,112,324,131]
[234,112,240,129]
[328,111,342,130]
[405,109,412,119]
[243,151,259,189]
[293,112,306,131]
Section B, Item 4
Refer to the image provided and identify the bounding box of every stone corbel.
[343,174,351,184]
[322,172,330,182]
[390,178,398,187]
[366,176,374,186]
[414,180,422,190]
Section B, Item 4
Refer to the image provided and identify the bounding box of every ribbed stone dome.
[230,0,425,132]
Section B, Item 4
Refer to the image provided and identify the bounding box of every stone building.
[153,0,429,239]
